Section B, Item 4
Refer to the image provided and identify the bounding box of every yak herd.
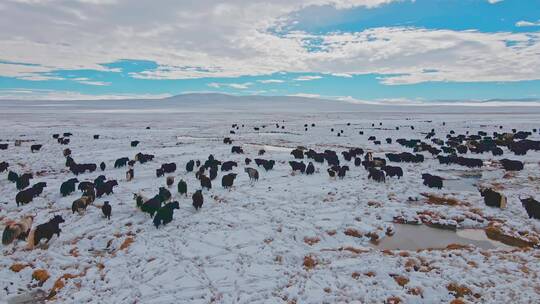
[1,122,540,251]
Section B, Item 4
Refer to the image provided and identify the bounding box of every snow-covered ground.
[1,97,540,303]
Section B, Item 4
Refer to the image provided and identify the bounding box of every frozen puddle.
[372,224,513,250]
[444,178,479,192]
[7,289,48,304]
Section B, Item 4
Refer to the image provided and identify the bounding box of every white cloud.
[0,88,170,100]
[72,77,111,86]
[288,93,321,98]
[330,73,353,78]
[0,0,539,86]
[257,79,285,83]
[516,20,540,27]
[207,82,253,89]
[294,75,323,81]
[487,0,503,4]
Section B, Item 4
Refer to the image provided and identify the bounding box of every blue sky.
[0,0,540,102]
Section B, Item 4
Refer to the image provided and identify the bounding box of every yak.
[200,175,212,190]
[221,161,238,171]
[27,215,65,249]
[102,201,112,220]
[222,173,237,189]
[161,163,177,174]
[2,215,33,245]
[192,190,204,210]
[306,162,315,175]
[60,178,79,196]
[153,201,180,228]
[96,180,118,198]
[289,161,306,173]
[0,161,8,172]
[114,157,129,168]
[500,159,524,171]
[480,188,507,209]
[245,167,259,182]
[368,168,385,183]
[186,160,195,172]
[422,173,443,189]
[177,179,187,196]
[382,166,403,179]
[231,146,244,154]
[30,144,42,153]
[291,149,304,159]
[520,197,540,219]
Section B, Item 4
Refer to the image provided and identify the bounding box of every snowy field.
[1,97,540,303]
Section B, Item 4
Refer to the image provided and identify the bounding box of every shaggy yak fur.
[2,215,34,245]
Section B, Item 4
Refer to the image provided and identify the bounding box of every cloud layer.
[0,0,539,86]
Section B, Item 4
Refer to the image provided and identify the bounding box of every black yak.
[63,148,71,157]
[382,166,403,179]
[135,152,154,164]
[2,215,34,245]
[231,146,244,154]
[102,201,111,220]
[27,215,65,249]
[140,196,162,217]
[480,188,507,209]
[156,168,164,178]
[16,173,33,190]
[60,178,79,196]
[500,159,524,171]
[520,197,540,219]
[178,179,187,196]
[16,188,36,206]
[200,175,212,190]
[337,166,349,179]
[222,173,237,189]
[223,137,232,144]
[114,157,129,168]
[153,201,180,228]
[262,160,275,171]
[30,144,42,153]
[0,143,8,150]
[161,163,177,174]
[131,140,140,147]
[368,168,385,183]
[422,174,443,189]
[94,134,99,139]
[245,158,252,165]
[0,161,8,173]
[192,190,203,210]
[491,147,503,156]
[221,161,238,171]
[245,167,259,182]
[186,160,195,172]
[209,166,218,180]
[306,162,315,175]
[289,161,306,173]
[354,157,362,167]
[290,149,304,159]
[96,180,118,197]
